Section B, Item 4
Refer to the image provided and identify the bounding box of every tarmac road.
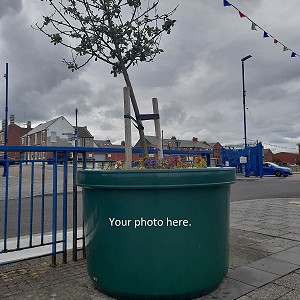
[231,173,300,202]
[0,192,83,239]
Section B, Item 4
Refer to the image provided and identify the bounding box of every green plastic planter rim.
[77,167,236,190]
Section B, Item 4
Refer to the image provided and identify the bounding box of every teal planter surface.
[77,168,236,299]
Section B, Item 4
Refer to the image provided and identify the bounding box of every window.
[34,133,37,145]
[50,131,57,142]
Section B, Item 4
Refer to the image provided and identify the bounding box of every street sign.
[62,132,74,136]
[240,156,247,164]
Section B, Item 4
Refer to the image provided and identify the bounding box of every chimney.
[10,114,15,124]
[27,121,31,130]
[192,137,198,142]
[121,141,125,146]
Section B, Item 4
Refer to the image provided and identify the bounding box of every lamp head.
[241,55,252,62]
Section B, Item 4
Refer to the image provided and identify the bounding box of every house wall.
[272,152,299,165]
[104,152,140,161]
[78,137,93,147]
[212,142,222,165]
[1,122,29,160]
[47,117,74,147]
[24,117,74,160]
[263,150,273,162]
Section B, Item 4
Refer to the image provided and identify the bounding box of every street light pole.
[241,55,252,149]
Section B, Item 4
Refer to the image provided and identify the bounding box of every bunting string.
[223,0,299,59]
[247,139,299,152]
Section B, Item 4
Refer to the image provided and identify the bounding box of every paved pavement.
[0,170,300,299]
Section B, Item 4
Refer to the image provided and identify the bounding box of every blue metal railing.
[0,146,91,265]
[0,145,212,266]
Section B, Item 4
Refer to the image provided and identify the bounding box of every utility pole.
[75,108,78,147]
[2,63,9,177]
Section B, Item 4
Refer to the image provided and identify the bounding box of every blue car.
[263,162,293,177]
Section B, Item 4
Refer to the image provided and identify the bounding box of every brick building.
[263,149,273,162]
[0,114,31,160]
[207,142,223,165]
[93,140,140,161]
[134,136,212,151]
[263,148,299,165]
[21,116,74,160]
[272,152,299,165]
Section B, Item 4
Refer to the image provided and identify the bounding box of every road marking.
[288,201,300,205]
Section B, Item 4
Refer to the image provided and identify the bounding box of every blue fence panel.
[222,142,263,177]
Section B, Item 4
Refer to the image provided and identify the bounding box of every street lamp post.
[241,55,252,149]
[241,55,252,177]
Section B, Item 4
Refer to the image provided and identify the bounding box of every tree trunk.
[122,68,148,157]
[102,1,148,157]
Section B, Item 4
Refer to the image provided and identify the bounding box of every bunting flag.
[251,22,257,31]
[238,11,246,18]
[223,1,299,60]
[263,31,269,38]
[223,0,231,7]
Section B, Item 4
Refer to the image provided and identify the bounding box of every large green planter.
[77,168,236,300]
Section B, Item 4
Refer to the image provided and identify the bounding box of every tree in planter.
[35,0,177,156]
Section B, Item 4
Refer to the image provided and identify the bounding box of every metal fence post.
[72,150,78,261]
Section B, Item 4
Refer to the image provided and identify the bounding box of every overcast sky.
[0,0,300,153]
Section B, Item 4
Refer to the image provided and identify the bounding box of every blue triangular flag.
[224,0,231,6]
[263,31,269,38]
[291,52,296,57]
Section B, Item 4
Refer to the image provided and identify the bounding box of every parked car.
[263,162,293,177]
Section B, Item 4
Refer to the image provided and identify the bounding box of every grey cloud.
[0,0,22,19]
[160,102,186,126]
[1,0,300,152]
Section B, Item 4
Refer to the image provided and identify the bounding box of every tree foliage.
[35,0,177,157]
[37,0,176,76]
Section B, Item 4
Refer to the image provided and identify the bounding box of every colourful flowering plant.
[134,154,207,170]
[111,152,207,170]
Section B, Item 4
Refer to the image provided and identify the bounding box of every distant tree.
[35,0,177,156]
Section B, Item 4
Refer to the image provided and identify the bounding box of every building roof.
[207,142,222,147]
[26,117,61,136]
[76,126,94,138]
[263,148,273,154]
[94,140,113,147]
[134,136,212,150]
[94,139,125,148]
